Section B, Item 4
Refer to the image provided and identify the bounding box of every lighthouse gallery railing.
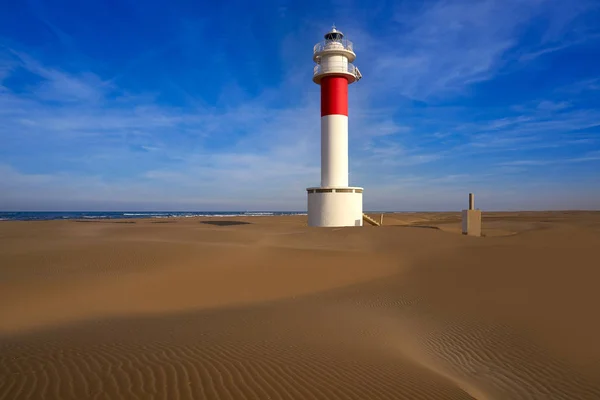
[313,62,360,78]
[313,39,354,55]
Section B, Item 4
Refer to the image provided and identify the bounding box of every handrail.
[313,39,354,55]
[313,62,359,77]
[363,213,381,226]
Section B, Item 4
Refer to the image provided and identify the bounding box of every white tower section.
[306,26,364,227]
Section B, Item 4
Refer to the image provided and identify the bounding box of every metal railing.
[313,62,360,78]
[313,39,354,55]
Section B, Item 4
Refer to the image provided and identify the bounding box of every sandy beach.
[1,211,600,399]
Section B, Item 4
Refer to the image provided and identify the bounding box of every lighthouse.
[307,26,364,227]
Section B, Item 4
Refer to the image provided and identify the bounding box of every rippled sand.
[1,212,599,399]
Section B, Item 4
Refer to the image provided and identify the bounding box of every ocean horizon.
[0,211,309,221]
[0,211,415,221]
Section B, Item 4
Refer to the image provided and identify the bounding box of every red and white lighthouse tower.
[307,26,363,227]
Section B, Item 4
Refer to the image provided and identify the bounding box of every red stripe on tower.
[321,76,348,116]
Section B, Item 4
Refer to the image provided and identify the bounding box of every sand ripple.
[0,308,476,400]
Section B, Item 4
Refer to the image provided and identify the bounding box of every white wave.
[243,212,274,216]
[123,213,169,216]
[179,214,239,218]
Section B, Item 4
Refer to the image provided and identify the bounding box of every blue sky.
[1,0,599,211]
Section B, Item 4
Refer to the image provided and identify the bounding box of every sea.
[0,211,307,222]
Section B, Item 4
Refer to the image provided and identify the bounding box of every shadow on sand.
[405,225,441,230]
[200,221,252,226]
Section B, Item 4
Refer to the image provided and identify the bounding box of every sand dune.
[1,212,600,399]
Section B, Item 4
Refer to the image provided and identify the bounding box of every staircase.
[362,213,381,226]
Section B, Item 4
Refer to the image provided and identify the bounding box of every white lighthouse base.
[306,187,363,227]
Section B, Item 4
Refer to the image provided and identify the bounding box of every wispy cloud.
[377,0,522,99]
[536,100,571,111]
[558,78,600,93]
[358,0,596,101]
[499,155,600,166]
[7,50,114,102]
[451,107,600,153]
[517,32,600,62]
